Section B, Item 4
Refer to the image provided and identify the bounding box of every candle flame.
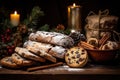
[71,29,75,33]
[14,11,17,15]
[73,3,76,7]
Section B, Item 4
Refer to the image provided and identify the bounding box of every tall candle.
[10,11,20,26]
[68,3,82,32]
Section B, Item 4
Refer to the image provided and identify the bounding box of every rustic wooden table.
[0,63,120,80]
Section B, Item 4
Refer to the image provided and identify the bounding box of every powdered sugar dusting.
[63,65,85,72]
[47,65,85,72]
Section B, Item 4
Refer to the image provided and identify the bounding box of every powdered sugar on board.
[46,65,85,72]
[61,65,85,72]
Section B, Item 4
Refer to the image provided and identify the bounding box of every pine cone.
[69,31,86,45]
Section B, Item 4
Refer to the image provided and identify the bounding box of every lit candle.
[10,11,20,26]
[68,3,82,32]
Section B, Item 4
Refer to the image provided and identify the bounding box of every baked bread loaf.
[24,40,67,59]
[11,53,35,66]
[0,57,20,68]
[15,47,46,62]
[65,47,88,68]
[29,31,74,47]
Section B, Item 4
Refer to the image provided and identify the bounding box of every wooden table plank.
[0,63,120,80]
[0,63,120,75]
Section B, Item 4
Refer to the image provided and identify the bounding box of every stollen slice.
[11,53,36,66]
[25,46,57,63]
[0,57,20,69]
[15,47,46,62]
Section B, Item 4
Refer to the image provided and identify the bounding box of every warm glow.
[68,3,81,31]
[10,11,20,26]
[14,11,17,15]
[73,3,76,7]
[71,29,76,33]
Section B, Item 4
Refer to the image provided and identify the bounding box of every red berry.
[11,45,15,49]
[7,46,10,49]
[6,28,11,33]
[2,38,5,41]
[6,37,10,41]
[8,49,13,54]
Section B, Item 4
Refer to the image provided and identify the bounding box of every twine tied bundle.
[85,9,120,42]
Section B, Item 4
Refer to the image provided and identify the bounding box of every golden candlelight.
[10,11,20,26]
[68,3,82,32]
[73,3,76,7]
[71,29,76,33]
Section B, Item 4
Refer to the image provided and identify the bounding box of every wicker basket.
[86,49,119,64]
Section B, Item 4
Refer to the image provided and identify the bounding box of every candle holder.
[68,3,82,32]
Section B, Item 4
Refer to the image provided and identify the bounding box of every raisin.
[82,49,85,52]
[81,52,85,55]
[22,53,25,57]
[75,51,79,54]
[76,60,79,64]
[35,37,37,40]
[76,54,80,58]
[15,54,17,56]
[79,58,84,62]
[68,58,72,64]
[68,58,71,61]
[66,53,69,56]
[64,42,66,46]
[71,56,75,59]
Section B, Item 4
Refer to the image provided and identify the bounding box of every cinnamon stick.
[99,33,110,49]
[99,33,110,45]
[80,41,96,50]
[27,62,63,72]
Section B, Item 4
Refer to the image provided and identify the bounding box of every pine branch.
[23,6,44,29]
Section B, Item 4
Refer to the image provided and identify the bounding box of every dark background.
[0,0,120,32]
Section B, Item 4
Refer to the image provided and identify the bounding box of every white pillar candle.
[10,11,20,26]
[68,3,82,32]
